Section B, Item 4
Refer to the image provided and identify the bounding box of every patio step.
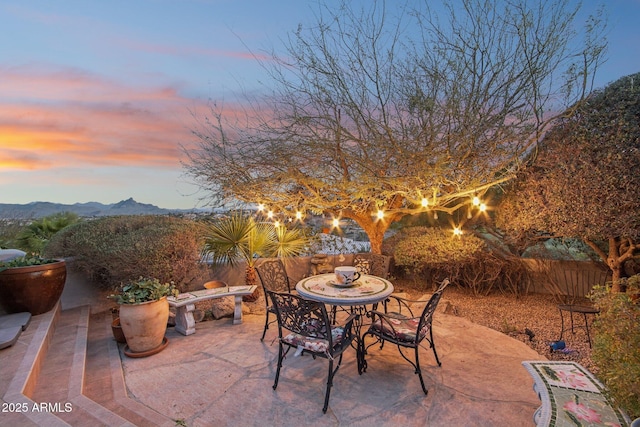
[1,302,173,426]
[83,311,173,426]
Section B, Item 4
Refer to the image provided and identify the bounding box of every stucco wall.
[205,256,610,298]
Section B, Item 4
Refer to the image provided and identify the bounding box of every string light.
[421,198,429,208]
[453,226,463,236]
[472,196,481,206]
[257,203,265,211]
[332,218,340,228]
[274,220,281,228]
[376,210,384,220]
[479,203,487,212]
[267,210,274,219]
[295,211,303,220]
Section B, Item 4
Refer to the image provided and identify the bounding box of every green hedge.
[44,215,206,290]
[591,278,640,419]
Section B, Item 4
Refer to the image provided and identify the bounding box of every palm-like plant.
[201,213,309,301]
[16,212,81,255]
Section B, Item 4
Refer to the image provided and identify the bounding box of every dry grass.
[394,278,597,371]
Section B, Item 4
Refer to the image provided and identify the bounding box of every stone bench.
[168,285,257,336]
[522,360,631,427]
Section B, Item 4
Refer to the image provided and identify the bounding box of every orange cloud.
[0,67,211,171]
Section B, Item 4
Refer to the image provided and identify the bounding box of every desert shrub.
[387,226,532,295]
[390,227,486,286]
[496,256,532,296]
[591,277,640,419]
[0,219,24,249]
[44,215,206,290]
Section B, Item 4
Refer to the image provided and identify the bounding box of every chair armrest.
[333,313,358,349]
[382,294,420,317]
[369,309,417,322]
[338,313,358,331]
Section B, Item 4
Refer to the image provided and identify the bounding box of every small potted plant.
[110,277,178,355]
[0,255,67,315]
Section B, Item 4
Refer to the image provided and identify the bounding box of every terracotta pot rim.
[0,259,66,275]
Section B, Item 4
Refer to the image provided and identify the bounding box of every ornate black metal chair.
[363,278,450,395]
[353,253,392,278]
[255,259,292,341]
[266,290,356,413]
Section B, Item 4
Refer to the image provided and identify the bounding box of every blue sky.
[1,0,639,209]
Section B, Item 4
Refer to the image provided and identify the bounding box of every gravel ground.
[394,279,597,372]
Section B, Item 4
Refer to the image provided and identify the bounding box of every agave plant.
[201,213,309,301]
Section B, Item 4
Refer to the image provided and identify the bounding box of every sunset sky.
[1,1,639,210]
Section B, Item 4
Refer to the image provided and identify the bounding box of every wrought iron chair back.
[353,253,392,278]
[256,259,291,293]
[266,290,356,413]
[551,265,610,347]
[268,291,332,343]
[255,259,292,341]
[364,278,450,395]
[552,267,610,305]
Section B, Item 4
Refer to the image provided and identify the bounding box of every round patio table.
[295,273,394,373]
[295,273,394,306]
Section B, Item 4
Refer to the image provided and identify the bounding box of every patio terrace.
[0,272,545,426]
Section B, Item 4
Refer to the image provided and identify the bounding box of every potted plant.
[0,255,67,315]
[201,213,309,302]
[110,277,178,354]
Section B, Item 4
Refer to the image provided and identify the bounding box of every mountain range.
[0,198,206,219]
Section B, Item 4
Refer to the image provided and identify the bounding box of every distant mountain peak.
[0,198,177,218]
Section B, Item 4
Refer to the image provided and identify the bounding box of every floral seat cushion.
[283,327,345,354]
[370,314,425,343]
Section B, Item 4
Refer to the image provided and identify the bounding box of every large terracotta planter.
[118,297,169,353]
[0,260,67,315]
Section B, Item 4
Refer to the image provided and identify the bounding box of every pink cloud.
[0,66,212,171]
[0,65,183,103]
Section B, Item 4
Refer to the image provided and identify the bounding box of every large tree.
[496,72,640,290]
[185,0,606,254]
